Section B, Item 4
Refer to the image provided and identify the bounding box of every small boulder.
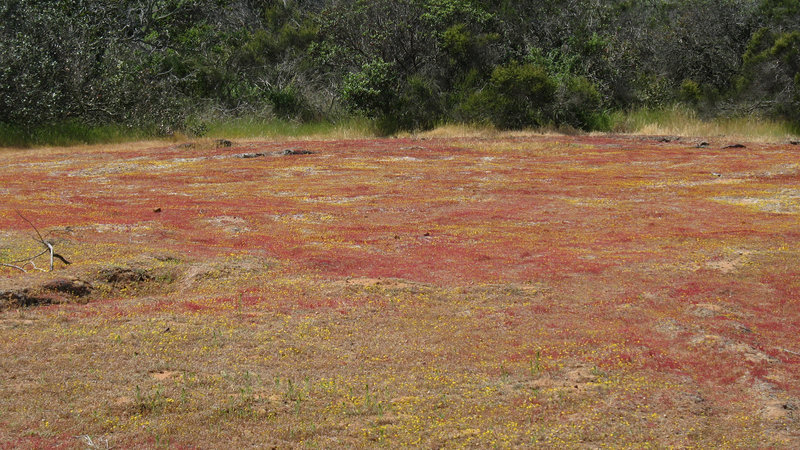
[235,152,268,159]
[281,148,314,155]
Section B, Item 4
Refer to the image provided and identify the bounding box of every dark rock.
[723,144,746,149]
[236,152,268,159]
[214,139,233,148]
[790,140,799,145]
[153,207,162,213]
[281,148,314,155]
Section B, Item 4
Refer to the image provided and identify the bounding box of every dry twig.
[0,212,71,272]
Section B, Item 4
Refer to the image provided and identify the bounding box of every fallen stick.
[781,348,800,357]
[0,263,27,273]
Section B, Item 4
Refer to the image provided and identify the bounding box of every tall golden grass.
[3,107,798,151]
[609,106,799,142]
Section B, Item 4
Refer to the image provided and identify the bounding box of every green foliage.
[391,75,443,133]
[2,0,799,139]
[421,0,493,27]
[461,62,556,129]
[679,79,702,104]
[556,76,608,130]
[267,85,314,120]
[490,62,556,123]
[441,23,500,73]
[771,31,800,69]
[341,60,397,118]
[739,27,800,123]
[343,63,442,133]
[442,24,473,61]
[758,0,800,25]
[0,121,152,148]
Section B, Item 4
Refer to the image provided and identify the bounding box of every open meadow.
[1,135,799,447]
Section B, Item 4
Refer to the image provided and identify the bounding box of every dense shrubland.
[1,0,798,141]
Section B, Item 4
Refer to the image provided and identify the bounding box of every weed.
[135,385,166,415]
[530,350,542,377]
[363,383,384,416]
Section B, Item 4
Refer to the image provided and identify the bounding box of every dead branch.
[0,212,71,272]
[0,263,27,273]
[23,260,47,272]
[16,210,45,244]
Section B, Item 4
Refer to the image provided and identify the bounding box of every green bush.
[460,62,556,129]
[739,28,800,124]
[395,76,443,132]
[341,60,397,118]
[267,85,313,121]
[557,76,606,130]
[679,79,702,104]
[442,24,472,61]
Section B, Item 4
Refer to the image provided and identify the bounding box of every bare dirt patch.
[149,371,182,381]
[336,277,420,290]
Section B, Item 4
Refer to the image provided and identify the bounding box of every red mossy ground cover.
[0,135,798,447]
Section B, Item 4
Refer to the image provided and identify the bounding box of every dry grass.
[0,118,377,151]
[201,117,376,141]
[409,110,799,143]
[0,139,177,155]
[611,106,800,143]
[400,123,501,139]
[1,135,799,447]
[405,123,584,140]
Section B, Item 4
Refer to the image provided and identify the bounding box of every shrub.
[556,76,606,130]
[679,79,702,104]
[395,75,443,132]
[266,85,313,121]
[341,59,397,118]
[739,28,800,124]
[461,62,556,129]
